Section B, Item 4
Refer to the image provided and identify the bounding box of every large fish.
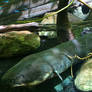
[1,33,92,87]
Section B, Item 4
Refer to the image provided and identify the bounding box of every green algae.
[0,31,40,58]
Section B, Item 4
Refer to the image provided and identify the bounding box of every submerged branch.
[0,22,39,33]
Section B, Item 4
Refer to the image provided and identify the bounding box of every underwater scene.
[0,0,92,92]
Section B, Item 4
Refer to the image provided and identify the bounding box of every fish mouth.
[1,59,53,87]
[1,71,52,88]
[1,74,26,87]
[1,78,27,88]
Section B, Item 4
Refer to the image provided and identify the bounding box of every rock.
[41,12,57,24]
[41,12,83,24]
[0,30,40,58]
[71,0,92,20]
[74,59,92,91]
[54,76,78,92]
[81,27,92,36]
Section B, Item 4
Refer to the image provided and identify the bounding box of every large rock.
[41,12,83,24]
[0,30,40,58]
[74,58,92,91]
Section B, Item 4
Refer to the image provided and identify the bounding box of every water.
[0,0,92,92]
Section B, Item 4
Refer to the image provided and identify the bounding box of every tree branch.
[0,22,39,33]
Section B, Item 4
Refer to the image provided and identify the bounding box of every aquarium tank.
[0,0,92,92]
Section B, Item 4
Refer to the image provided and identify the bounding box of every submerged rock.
[81,27,92,36]
[0,30,40,58]
[74,59,92,91]
[54,76,77,92]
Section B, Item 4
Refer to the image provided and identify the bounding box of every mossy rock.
[74,59,92,91]
[0,31,40,58]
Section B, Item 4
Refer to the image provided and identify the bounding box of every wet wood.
[0,23,57,34]
[56,0,74,43]
[0,22,39,33]
[0,1,58,24]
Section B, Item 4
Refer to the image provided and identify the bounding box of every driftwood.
[17,2,58,20]
[0,1,58,24]
[0,0,57,14]
[2,33,92,87]
[0,22,57,36]
[0,22,39,33]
